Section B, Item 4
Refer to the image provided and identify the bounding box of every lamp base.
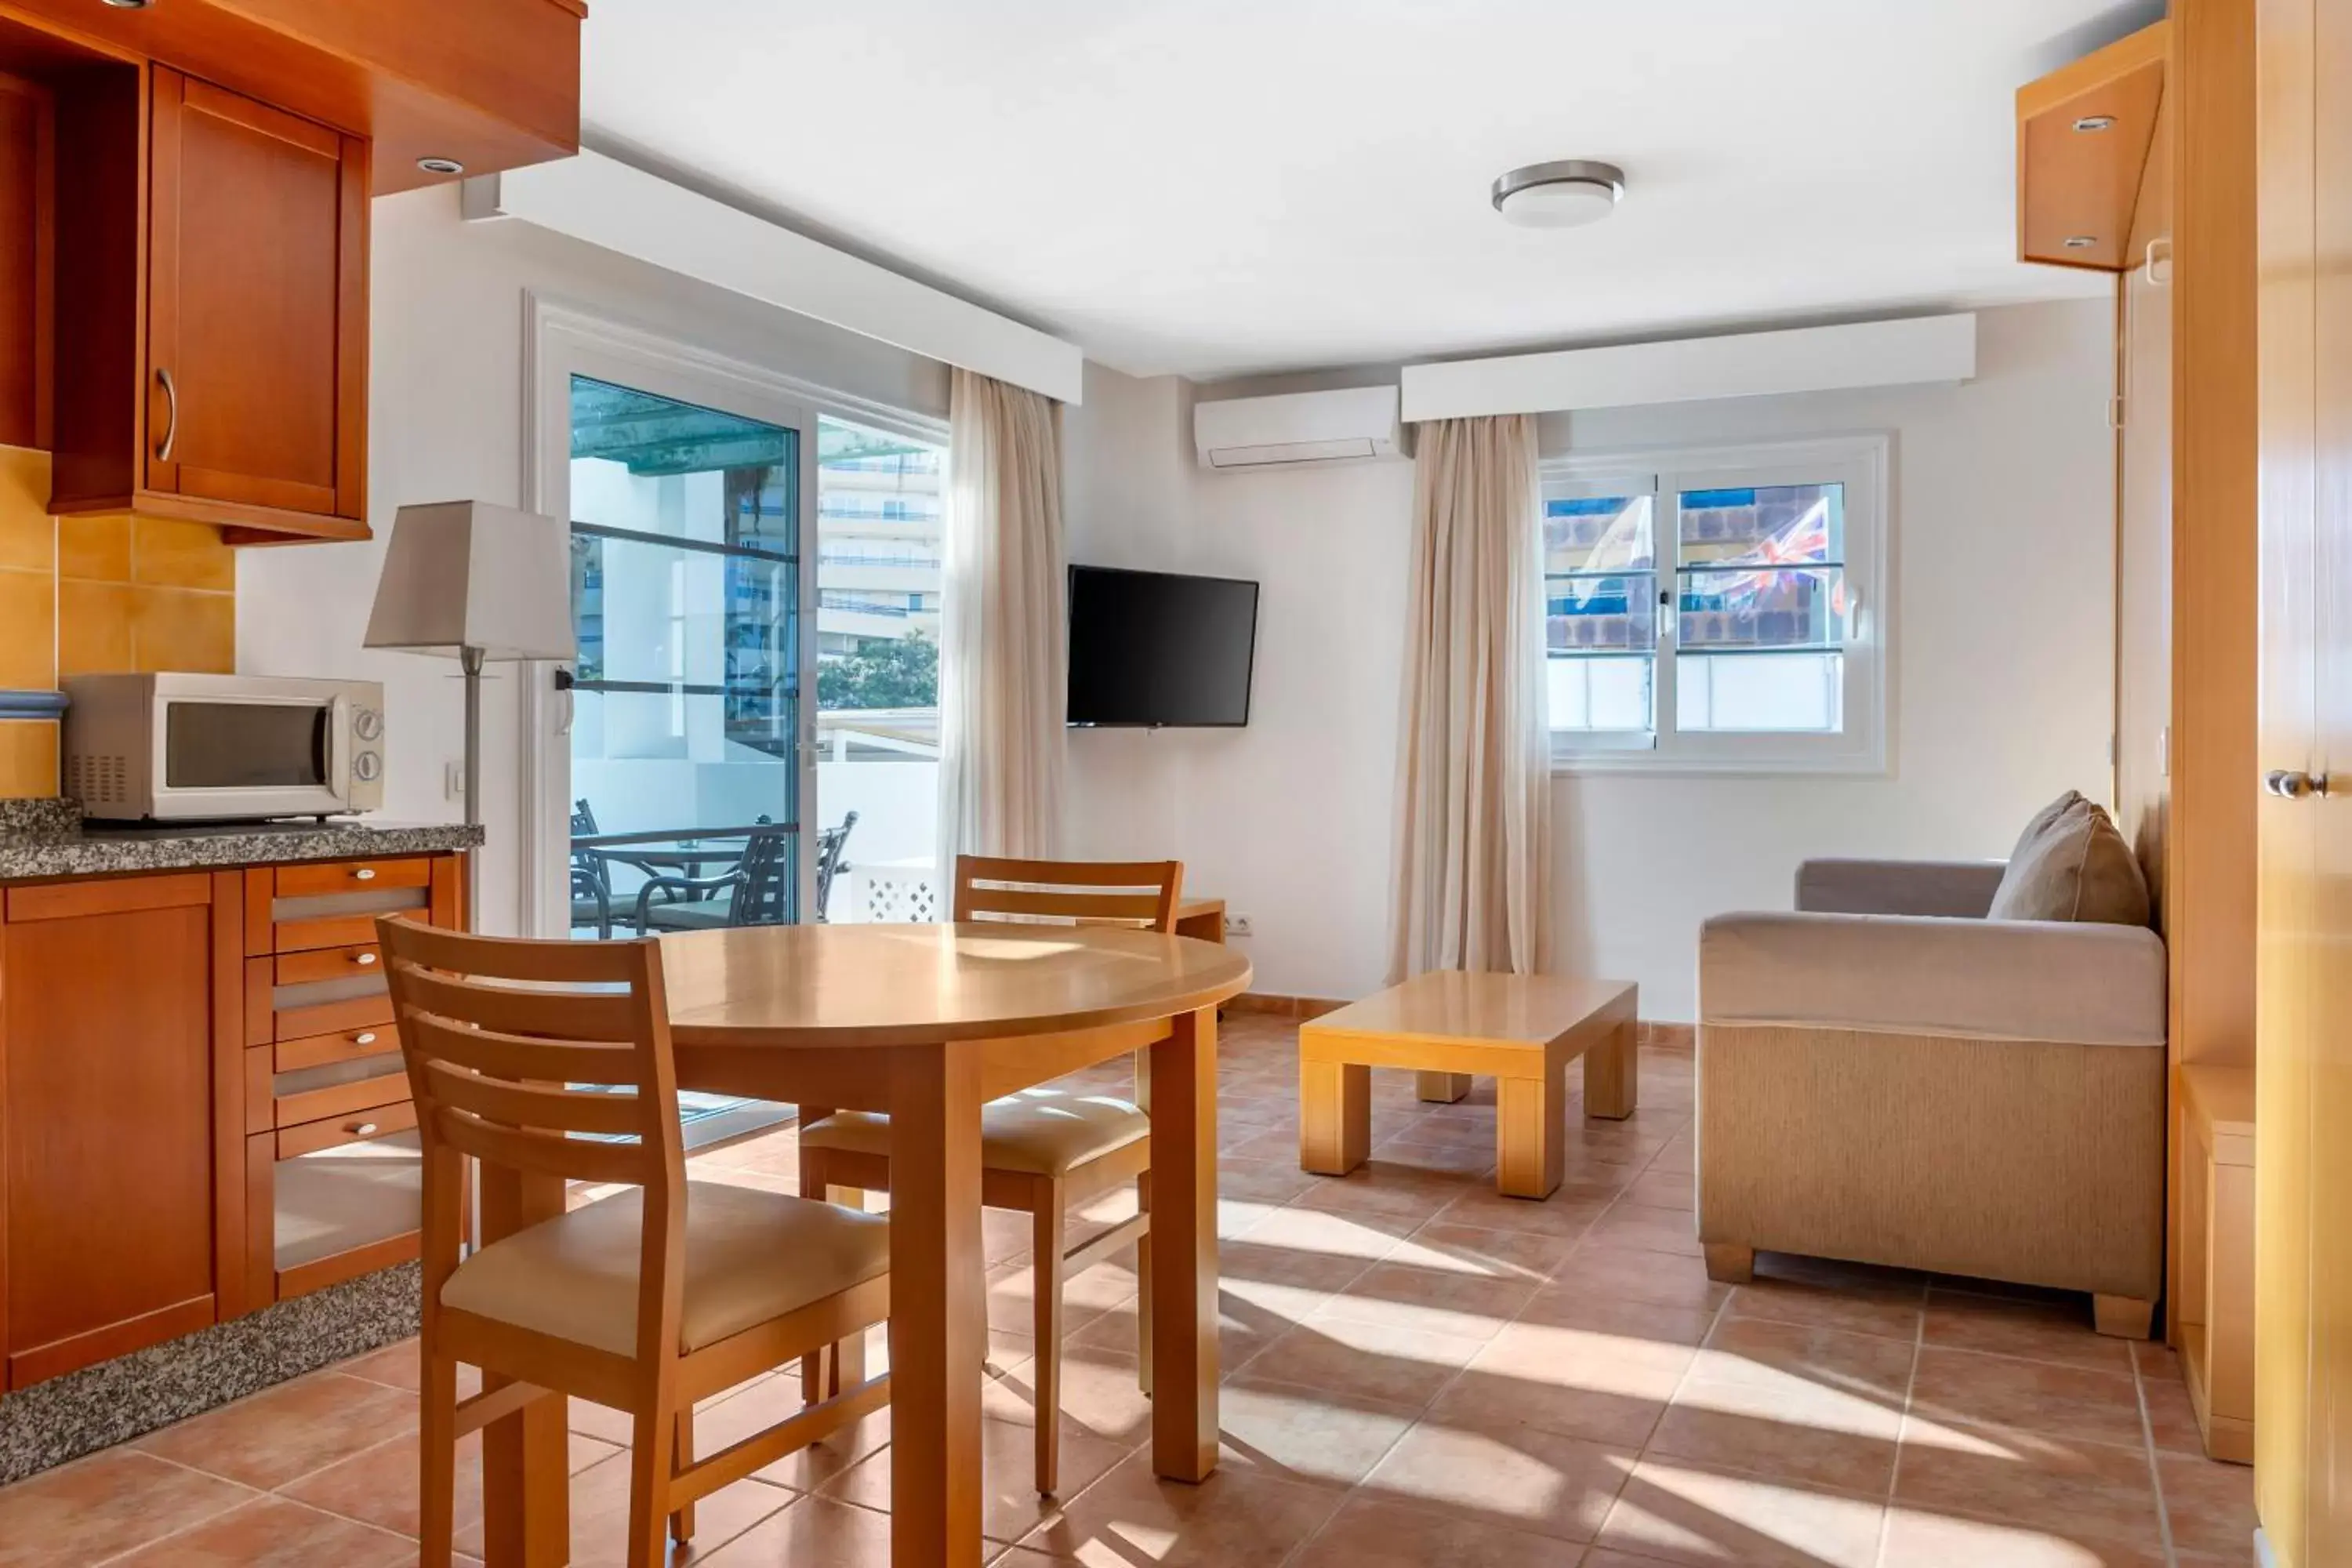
[461,645,485,932]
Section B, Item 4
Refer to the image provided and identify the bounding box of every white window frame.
[1544,433,1892,776]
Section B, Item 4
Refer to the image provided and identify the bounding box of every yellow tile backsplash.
[56,579,135,677]
[135,518,238,592]
[132,586,236,674]
[0,720,58,797]
[0,445,238,797]
[0,448,50,573]
[0,566,56,689]
[57,513,132,583]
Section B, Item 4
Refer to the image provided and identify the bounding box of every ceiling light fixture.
[2073,114,2117,132]
[417,156,466,176]
[2063,235,2100,249]
[1491,159,1625,230]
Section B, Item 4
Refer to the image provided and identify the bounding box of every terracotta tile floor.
[0,1014,2255,1566]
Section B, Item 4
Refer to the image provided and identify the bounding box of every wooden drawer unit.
[249,858,453,955]
[275,858,432,898]
[252,1102,434,1304]
[276,1092,416,1156]
[274,1023,394,1073]
[245,956,393,1045]
[275,1098,419,1160]
[268,1051,408,1132]
[276,942,383,986]
[228,851,464,1308]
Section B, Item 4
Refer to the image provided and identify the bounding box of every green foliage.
[818,632,938,710]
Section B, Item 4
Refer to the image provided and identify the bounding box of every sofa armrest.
[1795,858,2006,917]
[1701,911,2166,1047]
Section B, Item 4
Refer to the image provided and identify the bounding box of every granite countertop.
[0,800,484,881]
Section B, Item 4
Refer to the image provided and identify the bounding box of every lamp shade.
[364,501,575,661]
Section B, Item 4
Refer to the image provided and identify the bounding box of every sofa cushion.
[1987,793,2151,926]
[2003,789,2089,868]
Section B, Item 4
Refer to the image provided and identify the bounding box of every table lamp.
[364,501,575,896]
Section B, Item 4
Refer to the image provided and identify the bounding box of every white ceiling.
[578,0,2139,381]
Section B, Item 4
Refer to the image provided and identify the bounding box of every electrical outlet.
[445,760,466,801]
[1226,914,1254,939]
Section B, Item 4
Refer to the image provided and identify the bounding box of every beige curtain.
[1388,414,1553,978]
[936,368,1069,873]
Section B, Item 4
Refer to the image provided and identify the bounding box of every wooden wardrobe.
[2252,0,2352,1559]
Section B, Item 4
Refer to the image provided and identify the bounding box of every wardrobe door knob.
[2266,770,2331,799]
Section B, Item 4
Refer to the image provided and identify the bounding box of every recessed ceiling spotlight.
[2063,235,2100,249]
[1492,160,1625,230]
[417,156,466,176]
[2074,114,2117,132]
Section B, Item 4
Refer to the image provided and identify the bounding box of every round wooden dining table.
[474,922,1251,1568]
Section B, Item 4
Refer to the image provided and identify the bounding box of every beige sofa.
[1696,856,2168,1335]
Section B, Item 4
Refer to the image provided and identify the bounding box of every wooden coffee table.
[1298,971,1639,1200]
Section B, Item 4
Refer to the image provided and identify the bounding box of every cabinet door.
[2,877,220,1387]
[146,67,368,521]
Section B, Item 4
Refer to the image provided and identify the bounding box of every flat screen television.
[1065,564,1259,728]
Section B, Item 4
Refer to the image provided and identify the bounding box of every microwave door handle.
[325,695,350,804]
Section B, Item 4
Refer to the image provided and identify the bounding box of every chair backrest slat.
[402,1013,638,1087]
[953,855,1184,932]
[391,965,641,1043]
[431,1106,652,1186]
[422,1059,648,1138]
[967,887,1170,925]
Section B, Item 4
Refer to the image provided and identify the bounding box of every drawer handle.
[352,1031,379,1048]
[353,868,377,882]
[345,1122,379,1138]
[354,952,378,967]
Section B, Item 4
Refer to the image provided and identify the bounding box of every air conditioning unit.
[1192,386,1404,470]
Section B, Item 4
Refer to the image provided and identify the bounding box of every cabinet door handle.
[351,1031,378,1047]
[353,867,376,881]
[354,951,378,967]
[345,1122,378,1138]
[2265,769,2332,799]
[156,368,180,463]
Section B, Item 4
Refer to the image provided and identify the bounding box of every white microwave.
[62,673,386,822]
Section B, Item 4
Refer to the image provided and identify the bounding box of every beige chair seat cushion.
[440,1181,889,1359]
[801,1094,1149,1177]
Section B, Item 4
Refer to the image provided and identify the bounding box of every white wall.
[1064,299,2117,1017]
[239,186,949,935]
[1541,299,2116,1016]
[239,188,2113,1018]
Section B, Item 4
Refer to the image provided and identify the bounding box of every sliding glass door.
[560,373,818,1144]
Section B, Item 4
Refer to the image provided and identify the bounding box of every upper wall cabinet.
[0,0,583,543]
[2016,20,2168,272]
[0,0,585,197]
[144,71,368,529]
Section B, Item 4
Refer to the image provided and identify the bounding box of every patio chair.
[812,811,858,923]
[633,826,793,933]
[570,799,619,938]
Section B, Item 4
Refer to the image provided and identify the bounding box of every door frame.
[517,292,946,938]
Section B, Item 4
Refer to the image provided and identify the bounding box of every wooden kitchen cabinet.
[0,0,586,546]
[0,852,465,1390]
[0,872,241,1388]
[47,62,368,539]
[143,67,368,528]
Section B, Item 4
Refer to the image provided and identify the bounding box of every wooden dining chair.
[797,854,1182,1495]
[379,916,894,1568]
